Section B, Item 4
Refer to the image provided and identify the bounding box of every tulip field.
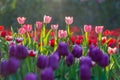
[0,15,120,80]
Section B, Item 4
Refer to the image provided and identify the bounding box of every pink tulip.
[58,30,67,38]
[108,47,117,55]
[65,16,73,25]
[51,24,58,30]
[18,28,26,34]
[84,25,92,32]
[17,17,26,24]
[22,24,32,32]
[36,21,42,29]
[43,15,52,24]
[95,26,104,33]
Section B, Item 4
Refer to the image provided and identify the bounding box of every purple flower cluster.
[80,56,92,80]
[40,67,54,80]
[0,57,20,76]
[37,54,59,80]
[65,53,74,66]
[72,45,82,58]
[9,45,28,59]
[24,73,37,80]
[56,42,69,56]
[88,46,109,67]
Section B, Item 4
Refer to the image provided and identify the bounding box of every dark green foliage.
[0,0,120,30]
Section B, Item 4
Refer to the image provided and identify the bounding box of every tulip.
[66,53,74,66]
[7,57,20,74]
[58,30,67,38]
[40,67,54,80]
[8,41,16,47]
[75,39,82,45]
[80,56,92,67]
[0,60,9,76]
[25,73,37,80]
[72,45,82,58]
[36,21,42,29]
[0,30,7,37]
[65,16,73,25]
[70,36,75,44]
[48,54,59,70]
[5,35,13,41]
[80,65,91,80]
[37,55,48,69]
[103,29,111,36]
[88,47,103,62]
[18,28,26,34]
[108,47,117,55]
[102,36,107,45]
[56,42,69,56]
[15,37,24,43]
[17,17,26,24]
[9,45,16,57]
[51,24,58,30]
[98,54,109,67]
[49,38,55,47]
[95,26,104,34]
[108,38,116,47]
[22,24,32,32]
[84,25,92,32]
[28,50,37,57]
[15,45,28,59]
[43,15,52,24]
[0,26,4,31]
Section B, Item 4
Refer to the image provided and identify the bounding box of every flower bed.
[0,15,120,80]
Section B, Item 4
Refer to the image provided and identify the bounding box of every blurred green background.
[0,0,120,30]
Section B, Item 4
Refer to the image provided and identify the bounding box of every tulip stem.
[67,25,70,37]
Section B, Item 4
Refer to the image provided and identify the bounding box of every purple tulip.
[37,55,48,69]
[53,52,60,61]
[0,60,9,76]
[80,65,91,80]
[48,54,59,70]
[88,47,103,62]
[98,54,109,67]
[24,73,37,80]
[72,45,82,58]
[15,45,28,59]
[56,42,69,56]
[9,45,16,57]
[40,67,54,80]
[7,57,20,74]
[80,56,92,67]
[66,53,74,66]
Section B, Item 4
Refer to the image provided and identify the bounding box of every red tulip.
[0,26,4,31]
[0,30,7,37]
[49,39,55,47]
[28,50,37,57]
[103,29,110,36]
[108,38,116,47]
[5,35,13,41]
